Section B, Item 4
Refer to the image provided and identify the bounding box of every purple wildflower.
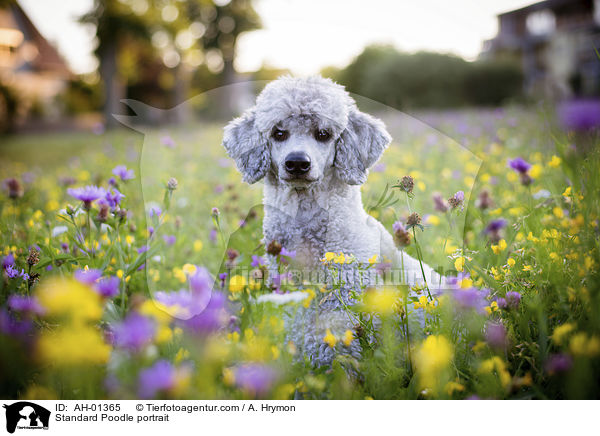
[160,135,176,149]
[67,185,107,209]
[209,228,218,243]
[486,218,507,233]
[557,99,600,132]
[372,162,386,173]
[545,353,573,374]
[451,287,488,312]
[218,273,227,288]
[485,322,508,349]
[485,218,507,243]
[104,188,124,209]
[112,313,156,351]
[505,291,521,310]
[7,295,45,315]
[508,157,531,174]
[157,267,213,319]
[280,247,296,260]
[95,276,120,298]
[137,245,149,254]
[148,206,162,218]
[112,165,135,181]
[181,291,226,334]
[234,364,278,396]
[432,192,448,213]
[2,253,15,269]
[138,360,174,399]
[5,265,27,280]
[0,309,33,336]
[74,268,102,285]
[251,255,265,268]
[448,191,464,210]
[163,235,176,246]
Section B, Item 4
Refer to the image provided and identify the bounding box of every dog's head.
[223,76,391,187]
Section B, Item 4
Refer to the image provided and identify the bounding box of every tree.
[80,0,149,128]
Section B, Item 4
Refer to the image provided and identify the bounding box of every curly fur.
[223,76,445,367]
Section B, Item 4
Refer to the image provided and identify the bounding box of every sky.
[18,0,536,75]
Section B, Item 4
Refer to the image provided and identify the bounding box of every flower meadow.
[1,106,599,400]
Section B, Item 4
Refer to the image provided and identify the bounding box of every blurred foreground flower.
[414,335,453,394]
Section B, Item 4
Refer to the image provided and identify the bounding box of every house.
[482,0,600,99]
[0,2,72,123]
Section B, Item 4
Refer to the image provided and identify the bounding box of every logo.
[3,402,50,434]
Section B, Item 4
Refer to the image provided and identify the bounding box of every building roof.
[0,2,72,77]
[498,0,592,17]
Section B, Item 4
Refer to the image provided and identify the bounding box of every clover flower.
[448,191,464,210]
[167,177,178,190]
[485,322,508,349]
[406,212,421,228]
[3,177,24,199]
[504,291,521,310]
[476,190,493,210]
[399,175,414,194]
[392,220,411,247]
[432,192,448,213]
[112,165,135,181]
[67,185,107,209]
[266,240,282,256]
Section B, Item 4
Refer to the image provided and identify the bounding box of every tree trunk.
[172,62,191,125]
[100,41,125,128]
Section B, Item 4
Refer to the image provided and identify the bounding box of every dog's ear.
[334,107,391,185]
[223,108,270,184]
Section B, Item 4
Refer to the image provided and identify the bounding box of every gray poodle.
[223,76,444,366]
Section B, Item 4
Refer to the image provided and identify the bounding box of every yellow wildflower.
[479,356,511,388]
[414,335,453,391]
[323,329,337,348]
[363,288,400,314]
[551,323,575,345]
[507,258,515,267]
[491,239,507,254]
[193,240,203,252]
[454,256,465,272]
[36,278,103,323]
[548,155,561,168]
[229,275,247,293]
[37,326,110,366]
[343,330,354,346]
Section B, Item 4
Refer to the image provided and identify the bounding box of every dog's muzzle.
[284,151,311,177]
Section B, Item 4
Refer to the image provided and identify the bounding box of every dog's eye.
[314,129,331,142]
[271,128,289,142]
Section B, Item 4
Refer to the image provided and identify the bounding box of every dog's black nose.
[284,152,311,176]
